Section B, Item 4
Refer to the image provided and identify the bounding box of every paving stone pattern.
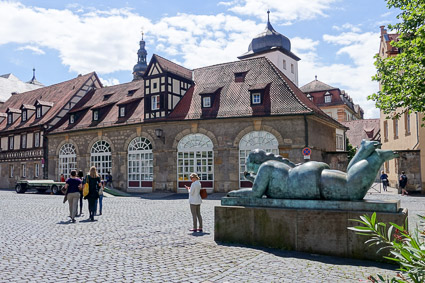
[0,189,423,283]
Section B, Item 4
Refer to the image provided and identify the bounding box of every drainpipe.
[304,114,309,147]
[413,112,420,149]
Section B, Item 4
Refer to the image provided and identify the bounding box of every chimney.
[380,26,386,36]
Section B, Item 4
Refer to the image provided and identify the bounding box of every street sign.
[302,147,311,160]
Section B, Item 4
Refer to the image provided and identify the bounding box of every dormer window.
[93,110,99,121]
[251,92,262,105]
[69,114,75,124]
[306,94,313,101]
[127,89,137,96]
[202,96,211,108]
[103,94,112,101]
[22,110,27,122]
[119,106,126,117]
[234,72,247,83]
[151,95,160,110]
[324,92,332,103]
[36,107,42,118]
[7,114,12,125]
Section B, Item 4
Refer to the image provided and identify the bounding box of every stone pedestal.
[215,198,408,261]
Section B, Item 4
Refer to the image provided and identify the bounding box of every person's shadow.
[189,231,210,237]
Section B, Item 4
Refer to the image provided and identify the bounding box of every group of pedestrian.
[380,170,409,196]
[63,168,205,231]
[63,166,104,222]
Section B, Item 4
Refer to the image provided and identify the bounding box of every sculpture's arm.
[243,171,255,182]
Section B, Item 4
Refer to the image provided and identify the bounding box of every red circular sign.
[302,147,311,156]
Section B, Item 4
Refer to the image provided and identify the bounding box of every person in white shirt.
[185,173,203,232]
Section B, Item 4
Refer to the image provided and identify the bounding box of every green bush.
[349,213,425,283]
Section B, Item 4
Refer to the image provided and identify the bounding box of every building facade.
[378,25,425,192]
[0,73,101,188]
[47,53,346,193]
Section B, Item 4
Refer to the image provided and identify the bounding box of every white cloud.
[99,77,120,86]
[332,23,361,33]
[220,0,338,23]
[16,45,45,55]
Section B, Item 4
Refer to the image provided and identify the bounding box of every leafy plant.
[349,213,425,283]
[346,137,356,163]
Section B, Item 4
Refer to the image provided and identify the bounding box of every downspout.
[43,128,48,179]
[304,114,309,147]
[413,112,419,149]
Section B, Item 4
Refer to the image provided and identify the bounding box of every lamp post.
[155,128,165,144]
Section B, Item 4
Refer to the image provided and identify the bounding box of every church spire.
[133,29,148,81]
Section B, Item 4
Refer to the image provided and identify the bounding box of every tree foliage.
[346,138,356,163]
[369,0,425,118]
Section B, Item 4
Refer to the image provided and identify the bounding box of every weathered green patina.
[228,140,398,201]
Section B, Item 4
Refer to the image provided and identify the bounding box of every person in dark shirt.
[380,170,389,192]
[84,166,101,221]
[77,170,84,216]
[64,170,82,223]
[399,171,408,196]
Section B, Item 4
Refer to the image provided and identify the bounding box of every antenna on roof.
[141,27,144,40]
[315,75,317,81]
[267,10,270,23]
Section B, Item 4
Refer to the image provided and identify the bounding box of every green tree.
[369,0,425,119]
[346,138,356,163]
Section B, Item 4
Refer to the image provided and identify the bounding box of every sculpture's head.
[359,140,381,158]
[246,149,268,174]
[376,149,399,161]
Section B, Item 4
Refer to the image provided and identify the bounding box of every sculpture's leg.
[227,188,253,197]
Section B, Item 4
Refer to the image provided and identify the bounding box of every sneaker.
[71,219,76,223]
[189,229,197,232]
[197,228,203,232]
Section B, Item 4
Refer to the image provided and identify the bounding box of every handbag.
[99,187,104,195]
[200,188,207,199]
[83,176,89,197]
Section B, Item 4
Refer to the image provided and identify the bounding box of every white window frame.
[36,107,41,118]
[35,163,39,178]
[239,131,279,188]
[7,114,12,124]
[21,134,27,149]
[151,95,160,110]
[252,93,261,104]
[8,136,14,150]
[202,96,211,108]
[325,94,332,103]
[93,110,99,121]
[90,140,112,181]
[21,163,26,178]
[59,143,77,179]
[336,134,344,151]
[119,106,126,117]
[34,132,40,148]
[22,110,27,122]
[177,134,214,187]
[128,137,153,188]
[69,114,75,124]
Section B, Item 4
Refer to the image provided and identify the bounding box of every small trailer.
[15,180,66,194]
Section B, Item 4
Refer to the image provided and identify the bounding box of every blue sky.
[0,0,399,118]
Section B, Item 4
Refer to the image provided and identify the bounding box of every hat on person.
[189,173,200,180]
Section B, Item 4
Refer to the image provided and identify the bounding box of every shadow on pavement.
[216,242,397,270]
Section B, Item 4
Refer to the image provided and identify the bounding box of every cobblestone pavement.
[0,189,423,283]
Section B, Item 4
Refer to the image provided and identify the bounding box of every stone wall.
[394,150,422,192]
[47,115,340,193]
[323,151,348,171]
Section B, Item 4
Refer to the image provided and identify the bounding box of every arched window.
[59,143,77,179]
[128,137,153,190]
[177,133,214,190]
[90,140,111,181]
[239,131,279,188]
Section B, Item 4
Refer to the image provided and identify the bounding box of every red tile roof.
[51,80,145,132]
[0,72,97,132]
[152,54,192,81]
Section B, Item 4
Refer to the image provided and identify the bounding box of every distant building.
[0,73,101,188]
[0,69,44,102]
[342,119,380,149]
[378,26,424,193]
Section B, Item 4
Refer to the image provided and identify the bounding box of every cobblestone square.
[0,189,424,282]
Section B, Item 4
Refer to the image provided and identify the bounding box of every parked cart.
[15,180,66,194]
